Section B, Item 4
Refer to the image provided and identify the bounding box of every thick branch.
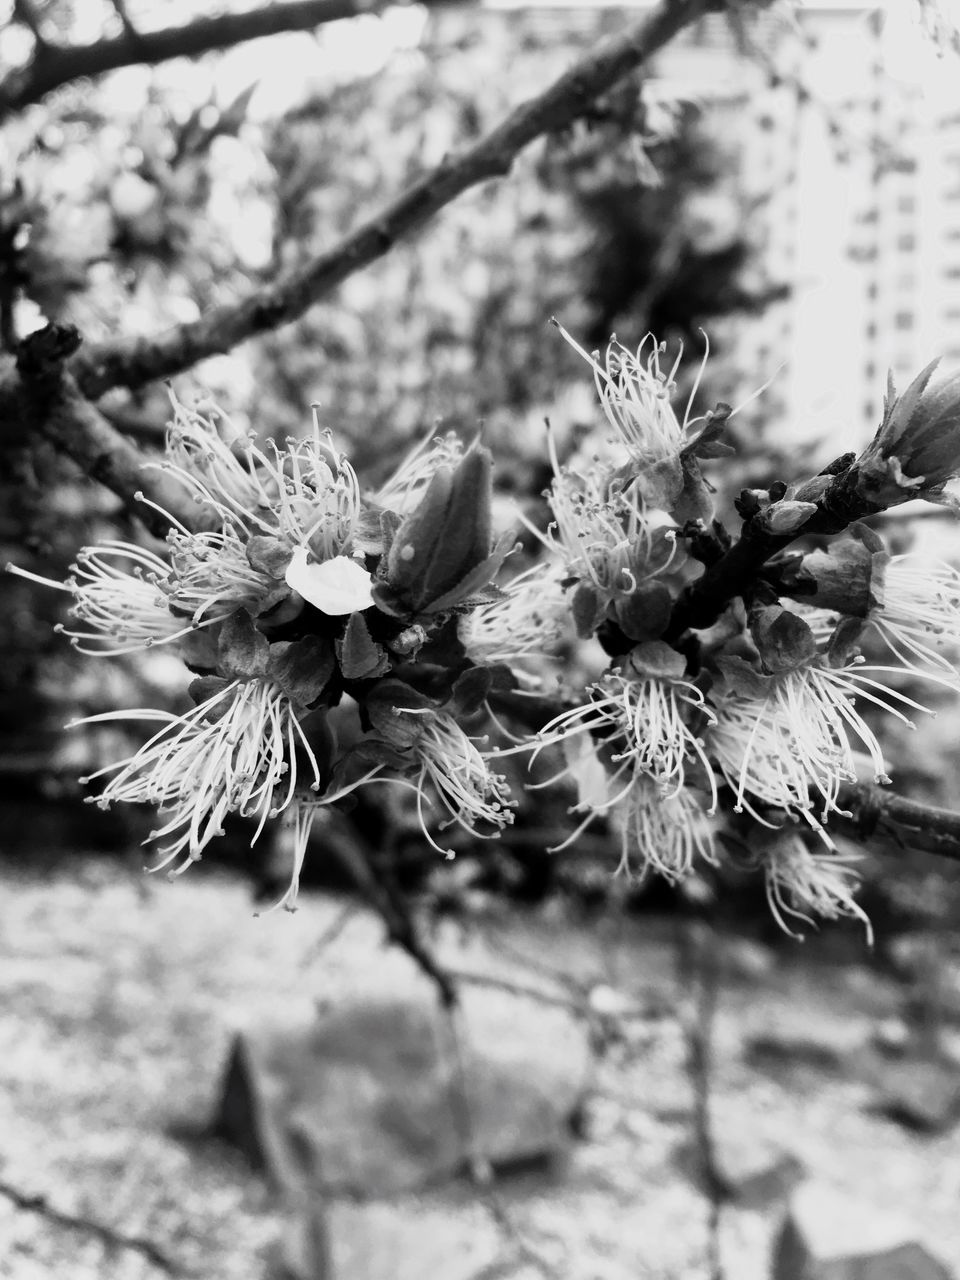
[0,0,433,120]
[835,783,960,865]
[72,0,727,398]
[1,328,196,537]
[665,464,876,640]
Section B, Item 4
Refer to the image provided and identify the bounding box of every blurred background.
[3,3,960,1278]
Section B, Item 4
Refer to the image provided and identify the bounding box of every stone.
[675,1127,804,1210]
[745,1012,869,1073]
[772,1185,952,1280]
[873,1059,960,1135]
[273,1201,503,1280]
[212,986,593,1196]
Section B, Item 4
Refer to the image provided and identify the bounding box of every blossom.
[9,544,186,655]
[616,776,717,882]
[763,833,872,941]
[869,554,960,677]
[166,527,281,623]
[73,678,323,874]
[458,563,567,671]
[395,706,516,855]
[532,645,717,804]
[556,323,685,470]
[545,436,678,604]
[709,657,932,838]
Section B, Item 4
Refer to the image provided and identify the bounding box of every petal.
[284,548,374,616]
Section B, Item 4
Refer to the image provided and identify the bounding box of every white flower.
[533,668,717,803]
[72,678,323,874]
[871,554,960,677]
[764,833,872,942]
[545,454,678,601]
[8,545,185,656]
[709,659,932,840]
[397,707,515,856]
[167,528,278,622]
[458,563,567,671]
[616,777,716,882]
[284,549,374,616]
[157,397,363,558]
[557,322,687,470]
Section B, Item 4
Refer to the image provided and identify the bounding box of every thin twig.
[72,0,733,398]
[676,921,724,1280]
[0,0,444,120]
[0,1176,181,1274]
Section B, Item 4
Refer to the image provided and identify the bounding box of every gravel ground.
[0,854,958,1280]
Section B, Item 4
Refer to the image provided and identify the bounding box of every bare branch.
[0,1174,181,1274]
[72,0,731,399]
[1,326,196,537]
[0,0,441,120]
[835,783,960,865]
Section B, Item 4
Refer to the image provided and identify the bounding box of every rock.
[745,1012,869,1073]
[873,1059,960,1135]
[273,1201,502,1280]
[716,936,777,982]
[772,1185,952,1279]
[212,986,593,1196]
[675,1127,804,1210]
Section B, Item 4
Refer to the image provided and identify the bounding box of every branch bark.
[835,783,960,865]
[71,0,728,399]
[1,327,196,537]
[0,0,439,120]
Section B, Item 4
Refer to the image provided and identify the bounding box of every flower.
[616,777,717,882]
[458,563,567,671]
[763,833,872,941]
[556,323,684,473]
[709,656,932,838]
[545,437,679,602]
[869,554,960,677]
[395,705,516,855]
[9,545,186,655]
[533,643,717,803]
[73,677,324,874]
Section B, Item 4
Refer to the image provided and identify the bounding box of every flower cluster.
[12,332,960,938]
[9,397,552,909]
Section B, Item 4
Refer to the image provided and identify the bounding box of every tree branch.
[0,1175,181,1274]
[0,326,197,537]
[835,783,960,865]
[0,0,439,121]
[71,0,730,399]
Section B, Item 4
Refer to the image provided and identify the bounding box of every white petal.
[284,549,374,616]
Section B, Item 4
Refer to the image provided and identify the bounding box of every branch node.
[16,322,83,383]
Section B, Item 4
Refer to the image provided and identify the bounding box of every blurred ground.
[0,853,958,1280]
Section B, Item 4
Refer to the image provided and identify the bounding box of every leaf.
[268,636,336,707]
[449,665,493,717]
[246,535,293,578]
[218,609,269,678]
[337,612,391,680]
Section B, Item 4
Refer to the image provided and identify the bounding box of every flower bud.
[795,524,887,618]
[856,361,960,504]
[374,445,512,617]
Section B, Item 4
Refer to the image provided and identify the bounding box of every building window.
[896,233,917,252]
[897,194,916,214]
[894,311,914,330]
